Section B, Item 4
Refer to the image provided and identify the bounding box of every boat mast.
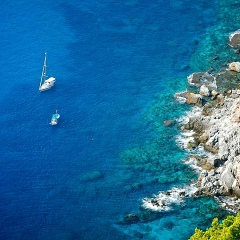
[39,52,47,88]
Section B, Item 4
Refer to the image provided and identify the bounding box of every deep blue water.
[0,0,232,239]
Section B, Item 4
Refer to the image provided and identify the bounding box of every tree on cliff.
[190,212,240,240]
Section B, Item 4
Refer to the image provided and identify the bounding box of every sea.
[1,0,240,239]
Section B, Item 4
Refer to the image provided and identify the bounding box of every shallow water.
[0,0,236,239]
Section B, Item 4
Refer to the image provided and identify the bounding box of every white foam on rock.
[182,157,202,173]
[142,185,198,212]
[187,74,194,86]
[175,131,194,150]
[214,196,240,213]
[174,91,186,104]
[177,106,202,125]
[229,29,240,43]
[176,106,205,153]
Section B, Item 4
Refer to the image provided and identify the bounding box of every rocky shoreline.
[179,29,240,203]
[120,29,240,224]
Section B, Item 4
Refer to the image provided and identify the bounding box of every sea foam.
[142,185,198,212]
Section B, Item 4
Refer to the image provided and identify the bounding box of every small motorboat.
[50,110,60,125]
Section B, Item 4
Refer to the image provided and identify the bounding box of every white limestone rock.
[221,167,235,192]
[231,101,240,122]
[200,84,210,97]
[229,62,240,72]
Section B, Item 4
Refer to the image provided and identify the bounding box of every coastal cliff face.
[183,94,240,196]
[181,29,240,199]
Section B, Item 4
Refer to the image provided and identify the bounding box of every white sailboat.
[39,52,56,91]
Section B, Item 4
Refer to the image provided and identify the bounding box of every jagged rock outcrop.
[229,62,240,72]
[176,29,240,207]
[183,92,240,197]
[231,100,240,122]
[221,167,235,193]
[187,72,216,89]
[186,93,203,107]
[200,84,210,96]
[229,29,240,48]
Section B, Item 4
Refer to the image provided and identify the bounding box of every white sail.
[39,52,56,91]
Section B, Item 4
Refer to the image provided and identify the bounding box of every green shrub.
[190,213,240,240]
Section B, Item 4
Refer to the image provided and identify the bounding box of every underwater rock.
[133,231,144,239]
[80,170,104,182]
[229,29,240,48]
[163,119,175,127]
[138,210,160,223]
[229,62,240,72]
[131,182,143,191]
[123,214,140,224]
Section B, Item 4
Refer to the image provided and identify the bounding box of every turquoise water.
[0,0,238,239]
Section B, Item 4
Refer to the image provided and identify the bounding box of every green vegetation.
[190,212,240,240]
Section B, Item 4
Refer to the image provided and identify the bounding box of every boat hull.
[50,113,60,125]
[39,77,56,91]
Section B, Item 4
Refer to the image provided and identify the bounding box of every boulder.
[207,158,221,167]
[229,29,240,48]
[183,117,206,133]
[215,70,240,90]
[204,138,219,154]
[187,72,216,89]
[221,168,235,192]
[200,84,210,96]
[216,94,224,103]
[229,62,240,72]
[232,179,240,196]
[202,103,213,116]
[186,93,203,107]
[208,169,215,177]
[211,90,218,97]
[198,133,209,143]
[211,90,219,96]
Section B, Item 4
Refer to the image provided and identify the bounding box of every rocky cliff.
[181,29,240,200]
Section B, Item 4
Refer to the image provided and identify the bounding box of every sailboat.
[39,52,56,91]
[50,110,60,125]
